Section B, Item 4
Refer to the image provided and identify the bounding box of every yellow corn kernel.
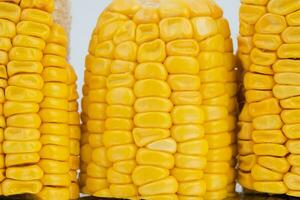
[135,63,167,80]
[39,159,69,174]
[239,154,256,172]
[7,61,43,76]
[205,132,231,149]
[3,141,41,154]
[175,153,206,170]
[132,165,169,186]
[160,17,193,42]
[282,27,300,44]
[255,13,287,34]
[40,145,69,161]
[17,21,50,40]
[171,125,204,143]
[178,180,206,196]
[5,153,39,167]
[44,43,67,57]
[21,8,52,25]
[38,187,69,200]
[253,115,283,130]
[167,39,199,56]
[113,160,136,175]
[6,165,43,181]
[197,52,223,70]
[250,48,277,66]
[13,34,46,50]
[87,162,106,178]
[85,177,108,193]
[138,176,178,196]
[0,19,16,37]
[172,168,203,182]
[107,168,131,184]
[287,154,300,167]
[4,101,39,117]
[177,139,208,156]
[135,97,172,113]
[253,144,288,157]
[114,41,137,61]
[192,17,218,41]
[146,138,176,153]
[253,181,288,194]
[113,20,136,44]
[137,39,166,63]
[2,180,42,196]
[136,23,159,44]
[286,10,300,26]
[249,98,280,117]
[283,124,300,139]
[102,131,133,147]
[40,123,69,136]
[258,156,290,174]
[133,128,170,147]
[275,84,300,100]
[110,184,137,197]
[205,162,230,174]
[40,97,68,110]
[251,164,283,181]
[42,54,67,68]
[171,91,202,106]
[165,56,199,75]
[267,0,300,15]
[278,43,300,59]
[107,73,135,89]
[9,46,43,61]
[107,144,136,162]
[252,130,286,144]
[240,4,266,25]
[286,140,300,154]
[137,148,174,169]
[253,33,282,51]
[204,174,227,191]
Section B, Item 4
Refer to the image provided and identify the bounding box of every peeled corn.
[238,0,300,197]
[80,0,238,199]
[0,0,79,199]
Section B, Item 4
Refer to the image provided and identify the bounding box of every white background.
[70,0,240,101]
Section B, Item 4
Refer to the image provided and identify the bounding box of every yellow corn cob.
[80,0,238,199]
[238,0,300,197]
[0,0,79,199]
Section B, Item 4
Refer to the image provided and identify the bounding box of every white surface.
[70,0,240,103]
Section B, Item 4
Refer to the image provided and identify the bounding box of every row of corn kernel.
[2,1,46,195]
[156,7,207,198]
[103,29,138,197]
[0,1,16,194]
[272,2,300,196]
[238,0,262,191]
[221,18,238,197]
[198,16,232,199]
[225,44,238,197]
[134,39,177,199]
[166,46,206,199]
[67,63,81,199]
[237,0,258,191]
[238,0,296,195]
[132,5,177,199]
[38,21,72,199]
[79,11,114,194]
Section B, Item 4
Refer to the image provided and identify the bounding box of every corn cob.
[80,0,238,199]
[0,0,79,199]
[238,0,300,197]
